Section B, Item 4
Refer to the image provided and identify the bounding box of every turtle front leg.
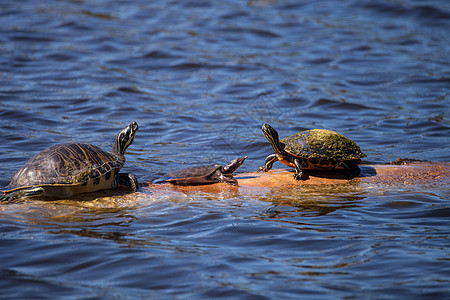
[1,187,45,203]
[258,154,278,173]
[128,174,139,192]
[0,193,10,203]
[293,158,307,180]
[116,173,139,192]
[219,174,239,186]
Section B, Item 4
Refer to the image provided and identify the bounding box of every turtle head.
[261,123,284,155]
[112,122,139,155]
[222,156,247,174]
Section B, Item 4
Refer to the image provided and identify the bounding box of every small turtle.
[258,123,366,180]
[154,156,247,186]
[1,122,139,202]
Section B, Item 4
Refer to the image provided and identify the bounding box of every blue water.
[0,0,449,298]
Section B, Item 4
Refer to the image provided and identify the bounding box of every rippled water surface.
[1,0,449,298]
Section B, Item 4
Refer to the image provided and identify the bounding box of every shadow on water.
[301,165,377,180]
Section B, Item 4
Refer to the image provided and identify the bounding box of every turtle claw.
[293,172,307,181]
[257,166,267,173]
[293,158,307,180]
[258,154,277,173]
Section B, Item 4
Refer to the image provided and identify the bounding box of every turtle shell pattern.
[8,143,123,189]
[282,129,366,162]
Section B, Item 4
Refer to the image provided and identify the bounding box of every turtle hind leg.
[116,173,139,192]
[341,160,361,179]
[258,154,278,173]
[293,158,308,180]
[345,166,361,179]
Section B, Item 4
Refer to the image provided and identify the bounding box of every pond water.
[0,0,449,298]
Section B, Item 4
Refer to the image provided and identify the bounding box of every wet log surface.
[144,162,450,194]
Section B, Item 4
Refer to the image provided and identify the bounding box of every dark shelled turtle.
[154,156,247,186]
[258,123,366,180]
[1,122,139,202]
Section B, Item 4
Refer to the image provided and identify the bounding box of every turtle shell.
[7,143,124,190]
[282,129,366,161]
[155,165,222,185]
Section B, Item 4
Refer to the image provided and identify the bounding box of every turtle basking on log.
[258,123,366,180]
[1,122,139,202]
[154,156,247,186]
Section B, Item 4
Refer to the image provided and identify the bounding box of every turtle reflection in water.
[154,156,247,186]
[258,123,366,180]
[1,122,139,203]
